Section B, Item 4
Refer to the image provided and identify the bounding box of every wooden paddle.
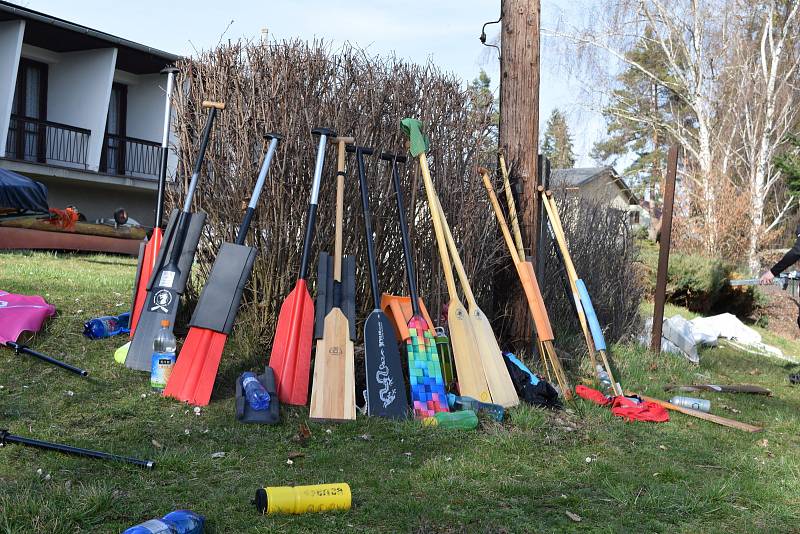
[636,394,763,433]
[541,190,622,396]
[309,136,356,421]
[479,167,572,399]
[497,151,525,261]
[269,127,336,405]
[401,120,491,402]
[431,193,519,407]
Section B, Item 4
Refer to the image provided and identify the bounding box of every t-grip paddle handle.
[385,153,420,315]
[351,145,382,309]
[236,133,282,244]
[298,127,337,280]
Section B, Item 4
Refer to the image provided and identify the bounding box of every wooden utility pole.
[499,0,541,345]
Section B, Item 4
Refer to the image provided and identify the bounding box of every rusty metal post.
[650,144,679,354]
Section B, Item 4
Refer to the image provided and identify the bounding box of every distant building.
[550,166,647,229]
[0,1,179,226]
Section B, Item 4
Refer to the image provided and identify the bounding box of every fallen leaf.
[286,459,294,465]
[566,511,582,522]
[151,440,163,449]
[292,423,312,446]
[287,451,305,460]
[757,439,768,448]
[659,445,667,450]
[211,452,226,459]
[358,434,372,441]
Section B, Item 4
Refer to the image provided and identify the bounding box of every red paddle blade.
[269,279,314,405]
[163,327,226,406]
[130,228,162,336]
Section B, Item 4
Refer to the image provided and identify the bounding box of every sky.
[16,0,607,167]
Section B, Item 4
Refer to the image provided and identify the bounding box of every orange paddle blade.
[163,327,227,406]
[130,228,162,336]
[269,279,315,405]
[379,293,435,341]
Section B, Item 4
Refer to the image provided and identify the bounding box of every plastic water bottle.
[670,396,711,413]
[596,365,613,395]
[122,509,204,534]
[83,312,130,339]
[446,393,504,422]
[242,372,270,411]
[150,320,176,391]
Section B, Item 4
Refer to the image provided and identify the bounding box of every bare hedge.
[166,39,642,381]
[168,40,503,356]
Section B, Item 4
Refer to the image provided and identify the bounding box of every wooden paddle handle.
[433,192,477,307]
[202,100,225,110]
[418,154,459,300]
[635,394,763,433]
[498,153,525,260]
[479,168,520,265]
[331,137,353,281]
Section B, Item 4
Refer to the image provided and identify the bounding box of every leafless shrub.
[167,39,503,364]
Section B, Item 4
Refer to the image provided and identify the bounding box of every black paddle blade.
[364,310,409,418]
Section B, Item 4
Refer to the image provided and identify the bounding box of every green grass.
[2,251,800,533]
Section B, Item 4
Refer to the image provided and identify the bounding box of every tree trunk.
[499,0,541,349]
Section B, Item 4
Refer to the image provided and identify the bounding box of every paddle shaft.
[161,103,221,278]
[154,67,179,230]
[432,193,478,308]
[236,134,281,245]
[498,152,525,259]
[352,146,381,309]
[0,429,154,468]
[6,342,88,377]
[386,154,422,316]
[298,130,335,280]
[636,394,762,433]
[331,137,354,281]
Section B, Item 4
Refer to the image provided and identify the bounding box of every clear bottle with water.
[596,365,613,395]
[241,372,270,411]
[151,320,177,391]
[122,509,204,534]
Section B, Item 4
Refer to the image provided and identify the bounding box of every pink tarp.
[0,290,55,344]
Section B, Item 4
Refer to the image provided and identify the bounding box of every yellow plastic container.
[254,483,351,515]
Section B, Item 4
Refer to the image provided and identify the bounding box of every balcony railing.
[101,133,160,178]
[5,114,90,168]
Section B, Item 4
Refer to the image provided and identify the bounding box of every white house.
[0,1,179,226]
[550,166,648,230]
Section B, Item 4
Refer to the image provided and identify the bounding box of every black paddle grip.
[380,152,407,163]
[347,145,374,156]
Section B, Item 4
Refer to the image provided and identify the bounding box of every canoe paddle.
[126,101,224,372]
[349,146,409,419]
[431,193,519,408]
[163,133,281,406]
[382,152,448,418]
[541,190,622,396]
[129,67,180,337]
[269,127,336,405]
[400,118,491,403]
[479,168,572,399]
[309,136,357,422]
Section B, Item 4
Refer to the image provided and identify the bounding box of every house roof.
[550,166,638,204]
[0,1,180,74]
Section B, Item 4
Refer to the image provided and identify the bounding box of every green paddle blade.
[400,118,430,156]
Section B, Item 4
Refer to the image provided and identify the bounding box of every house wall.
[0,20,25,155]
[47,47,117,171]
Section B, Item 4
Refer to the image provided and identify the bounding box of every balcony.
[100,134,160,179]
[5,114,90,168]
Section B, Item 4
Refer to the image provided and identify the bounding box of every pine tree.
[541,108,575,168]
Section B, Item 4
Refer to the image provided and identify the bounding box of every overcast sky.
[18,0,606,166]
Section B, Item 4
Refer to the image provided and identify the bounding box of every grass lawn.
[1,251,800,533]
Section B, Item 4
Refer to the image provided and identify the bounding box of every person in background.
[760,223,800,286]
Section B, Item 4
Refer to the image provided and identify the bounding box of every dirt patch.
[756,285,800,341]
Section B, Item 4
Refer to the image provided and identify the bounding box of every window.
[8,59,48,162]
[100,83,127,174]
